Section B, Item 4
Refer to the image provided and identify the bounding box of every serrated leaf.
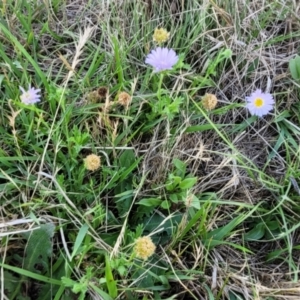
[23,223,55,273]
[61,277,76,287]
[72,282,87,294]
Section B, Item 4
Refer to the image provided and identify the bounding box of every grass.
[0,0,300,299]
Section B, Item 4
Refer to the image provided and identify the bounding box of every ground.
[1,0,300,299]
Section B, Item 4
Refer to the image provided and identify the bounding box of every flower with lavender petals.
[245,89,274,117]
[20,86,41,105]
[145,47,179,72]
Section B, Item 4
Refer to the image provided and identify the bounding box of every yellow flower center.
[254,97,264,107]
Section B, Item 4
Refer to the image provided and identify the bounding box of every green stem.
[157,72,164,113]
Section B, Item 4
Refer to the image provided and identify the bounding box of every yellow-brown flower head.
[117,91,131,107]
[153,28,170,44]
[201,93,218,110]
[134,236,156,260]
[86,90,99,104]
[84,154,101,171]
[86,86,109,104]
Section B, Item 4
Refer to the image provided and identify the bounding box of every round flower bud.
[118,92,131,107]
[134,236,156,260]
[153,28,170,44]
[84,154,101,171]
[201,93,218,110]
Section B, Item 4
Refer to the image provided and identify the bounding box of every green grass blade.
[0,22,49,90]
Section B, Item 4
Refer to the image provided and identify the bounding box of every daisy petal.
[145,47,179,72]
[20,86,41,105]
[245,89,274,117]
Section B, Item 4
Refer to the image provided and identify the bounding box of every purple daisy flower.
[145,47,179,72]
[20,86,41,105]
[245,89,274,117]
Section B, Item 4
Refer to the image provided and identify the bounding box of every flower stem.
[157,72,164,112]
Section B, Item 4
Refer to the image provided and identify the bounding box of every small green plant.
[3,223,57,299]
[142,51,190,124]
[62,267,95,300]
[137,158,199,211]
[289,54,300,81]
[67,126,90,156]
[147,93,184,121]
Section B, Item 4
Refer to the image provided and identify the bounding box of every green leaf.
[117,265,126,277]
[169,194,178,203]
[143,213,183,237]
[244,223,265,241]
[202,284,215,300]
[137,198,161,207]
[70,224,89,260]
[160,200,171,209]
[3,271,19,296]
[189,194,200,209]
[73,282,87,294]
[166,175,181,191]
[205,205,259,249]
[0,263,61,285]
[179,177,197,190]
[105,256,118,298]
[229,116,257,134]
[112,36,124,85]
[289,55,300,80]
[185,124,227,133]
[119,149,135,169]
[173,158,186,176]
[89,283,114,300]
[228,290,244,300]
[266,248,286,262]
[0,21,49,90]
[162,96,184,120]
[38,255,69,300]
[23,223,55,273]
[274,110,291,122]
[119,153,142,181]
[61,277,76,288]
[266,220,280,231]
